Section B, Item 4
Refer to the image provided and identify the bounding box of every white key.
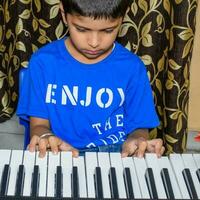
[7,150,24,196]
[85,152,98,198]
[109,153,126,198]
[73,156,87,198]
[122,156,142,198]
[193,154,200,168]
[145,154,167,199]
[47,152,60,197]
[169,154,190,199]
[97,152,111,198]
[0,150,11,184]
[61,152,72,198]
[35,151,48,197]
[133,157,150,199]
[23,151,36,196]
[157,156,182,199]
[181,154,200,198]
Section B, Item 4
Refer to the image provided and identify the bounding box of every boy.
[17,0,165,158]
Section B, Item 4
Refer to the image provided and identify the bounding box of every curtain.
[0,0,197,153]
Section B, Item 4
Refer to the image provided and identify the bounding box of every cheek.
[70,32,85,44]
[103,34,118,45]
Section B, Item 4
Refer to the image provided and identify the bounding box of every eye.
[76,27,86,32]
[104,29,114,33]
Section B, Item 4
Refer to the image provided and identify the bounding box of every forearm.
[127,128,149,140]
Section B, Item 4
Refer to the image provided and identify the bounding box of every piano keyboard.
[0,150,200,200]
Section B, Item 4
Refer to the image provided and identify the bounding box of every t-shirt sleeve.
[124,57,160,134]
[17,55,48,121]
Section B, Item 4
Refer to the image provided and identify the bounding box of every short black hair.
[60,0,129,19]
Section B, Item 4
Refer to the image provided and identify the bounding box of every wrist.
[39,132,54,139]
[30,125,52,138]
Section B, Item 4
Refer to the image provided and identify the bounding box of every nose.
[88,32,100,48]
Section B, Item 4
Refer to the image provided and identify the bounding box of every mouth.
[83,50,103,55]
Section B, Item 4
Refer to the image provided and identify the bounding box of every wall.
[188,3,200,131]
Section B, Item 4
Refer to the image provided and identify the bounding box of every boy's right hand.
[28,135,79,158]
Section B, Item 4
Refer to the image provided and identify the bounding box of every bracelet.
[39,132,54,140]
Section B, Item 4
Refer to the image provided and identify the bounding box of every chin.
[83,53,102,60]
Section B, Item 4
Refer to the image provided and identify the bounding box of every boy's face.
[62,12,123,64]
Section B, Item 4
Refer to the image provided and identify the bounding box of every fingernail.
[29,147,33,152]
[53,151,57,155]
[138,154,143,158]
[74,151,79,157]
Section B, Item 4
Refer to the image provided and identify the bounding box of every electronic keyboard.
[0,150,200,199]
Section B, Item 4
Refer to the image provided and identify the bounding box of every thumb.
[59,141,75,151]
[59,141,79,157]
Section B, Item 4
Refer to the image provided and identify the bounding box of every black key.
[55,166,62,198]
[161,168,175,199]
[196,168,200,183]
[145,168,158,199]
[15,165,25,196]
[182,168,198,199]
[109,167,119,199]
[123,167,134,199]
[0,164,10,196]
[71,166,79,198]
[94,167,103,199]
[31,165,40,197]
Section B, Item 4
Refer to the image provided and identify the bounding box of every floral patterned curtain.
[0,0,198,153]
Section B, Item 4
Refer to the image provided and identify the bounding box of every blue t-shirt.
[17,38,159,149]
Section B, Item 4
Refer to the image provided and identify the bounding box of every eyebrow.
[72,22,119,31]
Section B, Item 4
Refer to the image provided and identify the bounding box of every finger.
[59,142,79,157]
[146,145,154,153]
[38,138,48,158]
[59,142,74,151]
[121,142,129,158]
[121,142,138,158]
[121,151,129,158]
[147,139,161,152]
[72,148,79,158]
[137,140,147,158]
[48,136,60,155]
[130,145,138,156]
[133,149,139,157]
[28,135,39,152]
[159,146,165,157]
[153,139,163,157]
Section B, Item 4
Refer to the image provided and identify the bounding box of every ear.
[60,2,68,26]
[119,17,124,24]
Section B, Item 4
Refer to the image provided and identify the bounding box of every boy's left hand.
[121,137,165,158]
